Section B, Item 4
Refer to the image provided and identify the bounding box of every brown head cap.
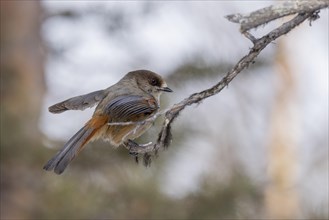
[124,70,173,93]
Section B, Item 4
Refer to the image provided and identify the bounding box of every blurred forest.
[1,1,328,220]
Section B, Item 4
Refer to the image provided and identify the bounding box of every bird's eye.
[150,78,157,86]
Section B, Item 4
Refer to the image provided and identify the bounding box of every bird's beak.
[159,87,173,92]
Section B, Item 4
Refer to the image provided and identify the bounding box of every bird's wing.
[49,90,106,114]
[105,95,158,122]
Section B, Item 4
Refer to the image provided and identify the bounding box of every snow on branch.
[117,1,328,165]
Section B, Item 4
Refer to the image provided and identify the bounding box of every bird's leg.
[124,139,153,152]
[125,139,139,152]
[123,140,139,163]
[123,140,153,164]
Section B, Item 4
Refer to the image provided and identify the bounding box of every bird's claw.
[125,140,153,164]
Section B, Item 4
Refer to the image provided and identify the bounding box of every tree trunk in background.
[0,1,45,219]
[1,0,45,136]
[265,38,301,218]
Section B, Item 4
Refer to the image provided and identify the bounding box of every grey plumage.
[49,90,106,113]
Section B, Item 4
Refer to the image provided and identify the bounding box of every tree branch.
[226,0,328,33]
[114,2,328,165]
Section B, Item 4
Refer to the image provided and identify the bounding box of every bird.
[43,70,172,174]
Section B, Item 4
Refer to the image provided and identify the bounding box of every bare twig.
[226,0,328,33]
[109,2,328,165]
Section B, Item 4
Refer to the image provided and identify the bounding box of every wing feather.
[49,90,106,113]
[106,95,158,122]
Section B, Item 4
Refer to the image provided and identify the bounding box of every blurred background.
[1,1,328,219]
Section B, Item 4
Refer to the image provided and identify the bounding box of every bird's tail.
[43,116,107,174]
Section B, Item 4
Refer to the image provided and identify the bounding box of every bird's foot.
[124,140,153,166]
[125,140,152,153]
[124,140,139,163]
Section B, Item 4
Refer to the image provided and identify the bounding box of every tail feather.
[44,115,108,174]
[43,126,95,174]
